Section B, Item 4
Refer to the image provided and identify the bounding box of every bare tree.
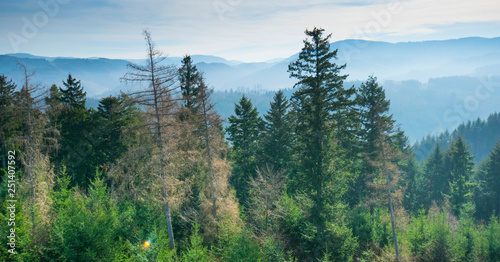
[121,29,178,250]
[197,77,220,226]
[17,63,47,201]
[248,165,285,238]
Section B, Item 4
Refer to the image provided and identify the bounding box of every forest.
[1,28,499,262]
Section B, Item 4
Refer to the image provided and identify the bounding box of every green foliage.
[426,211,451,262]
[402,156,427,214]
[48,170,120,261]
[415,112,500,163]
[425,143,449,205]
[260,90,293,172]
[217,228,262,262]
[60,74,86,109]
[181,224,210,262]
[287,28,356,261]
[179,55,201,111]
[444,137,475,216]
[227,95,263,205]
[487,216,500,261]
[2,28,500,262]
[0,184,34,261]
[407,210,431,261]
[475,141,500,219]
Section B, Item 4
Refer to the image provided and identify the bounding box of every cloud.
[1,0,499,61]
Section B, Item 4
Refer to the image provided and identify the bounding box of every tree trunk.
[202,96,217,230]
[382,146,400,261]
[151,57,175,251]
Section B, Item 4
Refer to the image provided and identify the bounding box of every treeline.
[0,28,499,261]
[415,112,500,163]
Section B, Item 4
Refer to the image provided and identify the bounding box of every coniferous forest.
[1,28,500,262]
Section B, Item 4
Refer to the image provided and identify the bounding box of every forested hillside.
[415,112,500,163]
[1,28,499,261]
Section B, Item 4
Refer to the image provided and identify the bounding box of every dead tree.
[17,63,47,202]
[197,78,219,225]
[121,29,178,250]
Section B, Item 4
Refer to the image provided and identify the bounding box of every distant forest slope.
[414,112,500,163]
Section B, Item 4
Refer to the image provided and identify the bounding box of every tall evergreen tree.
[60,74,86,109]
[92,94,141,170]
[227,95,262,205]
[483,141,500,217]
[57,74,91,186]
[0,75,18,169]
[357,75,402,260]
[425,142,448,205]
[445,137,474,216]
[402,153,426,214]
[178,55,201,112]
[288,27,356,259]
[260,90,293,172]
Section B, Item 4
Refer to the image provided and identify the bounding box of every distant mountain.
[1,37,500,142]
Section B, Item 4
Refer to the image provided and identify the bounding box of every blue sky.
[1,0,499,62]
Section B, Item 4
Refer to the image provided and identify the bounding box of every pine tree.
[227,95,262,206]
[260,90,293,172]
[445,137,474,216]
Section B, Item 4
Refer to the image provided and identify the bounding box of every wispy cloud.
[1,0,499,61]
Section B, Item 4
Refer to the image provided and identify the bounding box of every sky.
[1,0,500,62]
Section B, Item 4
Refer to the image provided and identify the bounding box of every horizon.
[2,0,500,62]
[2,35,499,64]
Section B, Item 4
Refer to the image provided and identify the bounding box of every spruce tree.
[445,137,474,216]
[227,95,262,205]
[260,90,292,172]
[288,27,356,259]
[60,74,86,109]
[425,142,448,205]
[57,74,93,187]
[0,75,18,169]
[179,55,201,111]
[484,141,500,217]
[357,75,402,260]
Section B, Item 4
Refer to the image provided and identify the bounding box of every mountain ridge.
[1,36,500,142]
